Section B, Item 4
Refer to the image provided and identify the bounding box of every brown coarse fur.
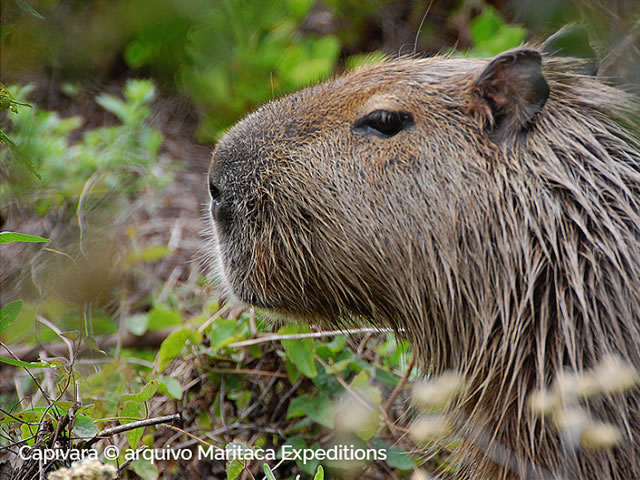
[205,48,640,479]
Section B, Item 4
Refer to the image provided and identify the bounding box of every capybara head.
[206,48,640,479]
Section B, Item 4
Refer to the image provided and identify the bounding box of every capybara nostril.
[208,176,222,218]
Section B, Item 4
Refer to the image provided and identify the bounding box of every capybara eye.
[352,110,414,138]
[208,177,221,205]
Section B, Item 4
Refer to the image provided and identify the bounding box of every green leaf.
[315,334,347,360]
[159,376,182,400]
[278,436,314,472]
[263,464,277,480]
[469,6,526,56]
[156,328,202,372]
[208,317,239,351]
[126,313,149,335]
[384,445,416,470]
[285,358,302,384]
[226,458,244,480]
[351,370,373,389]
[374,367,400,388]
[126,245,172,264]
[1,82,16,103]
[228,390,250,411]
[311,368,344,396]
[125,41,153,69]
[72,414,99,438]
[119,400,144,449]
[286,395,310,418]
[286,394,333,428]
[1,141,40,178]
[131,459,159,480]
[314,465,325,480]
[0,232,49,244]
[51,401,75,411]
[84,336,106,354]
[21,423,35,444]
[285,0,315,19]
[325,334,346,353]
[322,357,353,375]
[0,356,53,369]
[279,325,317,378]
[61,330,81,341]
[0,410,41,424]
[0,128,15,147]
[147,306,182,330]
[95,93,128,122]
[0,300,22,334]
[16,0,44,20]
[125,79,157,105]
[470,6,503,46]
[122,380,158,402]
[278,435,306,456]
[298,445,320,475]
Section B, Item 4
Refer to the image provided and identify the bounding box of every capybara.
[206,46,640,479]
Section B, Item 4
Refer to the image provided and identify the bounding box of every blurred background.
[3,0,638,143]
[0,1,638,479]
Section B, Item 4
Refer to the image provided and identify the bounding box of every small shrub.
[0,79,167,214]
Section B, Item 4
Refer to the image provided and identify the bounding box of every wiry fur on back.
[206,52,640,479]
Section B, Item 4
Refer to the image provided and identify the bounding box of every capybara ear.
[472,49,549,142]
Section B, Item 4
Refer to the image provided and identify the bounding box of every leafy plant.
[0,299,24,337]
[468,5,527,57]
[0,80,167,213]
[179,0,341,141]
[0,82,37,177]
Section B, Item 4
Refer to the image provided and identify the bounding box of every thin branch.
[0,341,54,408]
[207,368,287,378]
[80,413,181,448]
[7,328,177,363]
[383,354,416,414]
[228,327,394,349]
[197,303,232,333]
[36,315,74,363]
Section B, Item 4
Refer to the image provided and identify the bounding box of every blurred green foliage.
[1,80,168,213]
[5,0,621,145]
[2,0,388,143]
[1,0,547,144]
[467,5,527,57]
[180,0,340,140]
[0,82,37,176]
